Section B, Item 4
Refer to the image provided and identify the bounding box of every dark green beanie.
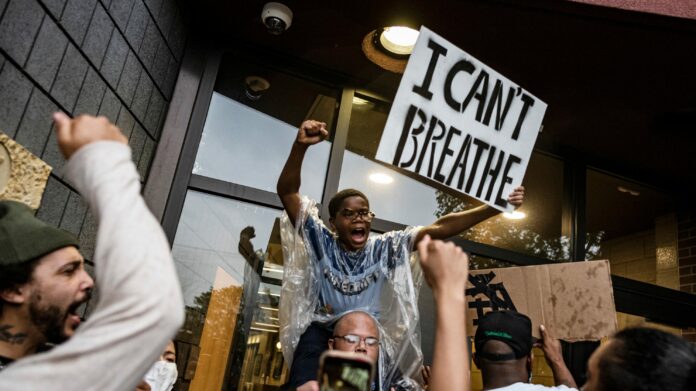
[0,200,80,266]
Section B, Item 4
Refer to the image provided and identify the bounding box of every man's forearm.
[548,358,578,388]
[430,294,469,391]
[0,142,184,391]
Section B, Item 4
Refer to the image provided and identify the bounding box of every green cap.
[0,200,80,266]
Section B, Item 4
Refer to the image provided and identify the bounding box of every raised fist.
[296,119,328,146]
[53,113,127,159]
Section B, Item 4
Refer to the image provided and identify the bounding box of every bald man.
[297,311,381,391]
[329,311,380,365]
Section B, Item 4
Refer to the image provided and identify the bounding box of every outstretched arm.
[414,186,525,245]
[277,120,328,226]
[536,324,578,388]
[418,236,471,391]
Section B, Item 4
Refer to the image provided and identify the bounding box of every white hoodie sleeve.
[0,141,185,391]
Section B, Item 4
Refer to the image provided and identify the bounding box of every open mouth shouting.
[347,226,369,250]
[351,227,367,243]
[66,301,83,330]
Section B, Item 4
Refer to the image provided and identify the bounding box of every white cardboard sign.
[375,27,547,212]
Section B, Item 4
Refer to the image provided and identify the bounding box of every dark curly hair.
[596,327,696,391]
[0,258,41,311]
[328,189,369,218]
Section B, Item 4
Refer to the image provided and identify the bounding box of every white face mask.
[144,361,178,391]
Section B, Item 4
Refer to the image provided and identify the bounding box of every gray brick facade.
[0,0,187,265]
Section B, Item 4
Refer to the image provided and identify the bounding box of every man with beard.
[0,113,184,390]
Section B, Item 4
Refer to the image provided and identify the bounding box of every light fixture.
[379,26,419,55]
[352,96,372,106]
[617,186,640,196]
[503,211,526,220]
[244,76,270,100]
[276,341,282,350]
[369,172,394,184]
[362,26,419,74]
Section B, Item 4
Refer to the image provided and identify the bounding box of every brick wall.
[678,210,696,342]
[0,0,186,265]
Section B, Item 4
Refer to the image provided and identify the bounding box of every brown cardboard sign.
[466,260,617,341]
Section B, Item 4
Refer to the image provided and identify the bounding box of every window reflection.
[468,255,513,270]
[586,170,681,291]
[194,93,331,200]
[339,94,566,260]
[171,191,288,390]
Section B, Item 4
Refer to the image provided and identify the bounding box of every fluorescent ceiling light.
[503,211,526,220]
[352,96,372,105]
[380,26,419,55]
[369,172,394,184]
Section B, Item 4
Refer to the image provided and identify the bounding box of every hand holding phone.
[318,350,375,391]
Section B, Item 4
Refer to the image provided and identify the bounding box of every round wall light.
[362,26,419,74]
[379,26,419,56]
[369,172,394,184]
[503,211,526,220]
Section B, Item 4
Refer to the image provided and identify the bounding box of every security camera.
[261,2,293,35]
[244,76,270,100]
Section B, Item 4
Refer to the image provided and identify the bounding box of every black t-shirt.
[0,355,14,372]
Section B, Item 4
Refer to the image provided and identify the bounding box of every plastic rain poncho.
[279,196,425,391]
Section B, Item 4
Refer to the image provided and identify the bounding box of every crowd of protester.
[0,114,695,391]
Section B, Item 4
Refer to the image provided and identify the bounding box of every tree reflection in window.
[435,191,604,264]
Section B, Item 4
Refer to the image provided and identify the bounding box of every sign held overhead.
[376,27,547,212]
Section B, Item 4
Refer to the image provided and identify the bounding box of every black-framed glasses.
[340,209,376,222]
[333,334,380,347]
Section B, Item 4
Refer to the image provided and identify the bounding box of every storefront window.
[339,93,566,260]
[193,56,339,200]
[586,170,681,290]
[238,282,286,391]
[171,191,288,390]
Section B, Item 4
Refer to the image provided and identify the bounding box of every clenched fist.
[295,119,329,146]
[417,235,469,299]
[53,113,127,159]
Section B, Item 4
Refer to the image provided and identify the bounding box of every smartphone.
[318,350,376,391]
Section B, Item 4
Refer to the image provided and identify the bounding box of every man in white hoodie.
[0,113,184,391]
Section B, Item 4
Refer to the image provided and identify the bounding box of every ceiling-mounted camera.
[244,76,270,100]
[261,2,293,35]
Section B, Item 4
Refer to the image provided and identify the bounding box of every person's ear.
[328,338,335,350]
[0,285,28,305]
[329,217,336,232]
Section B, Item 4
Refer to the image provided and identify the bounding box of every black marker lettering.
[464,138,490,193]
[415,116,446,176]
[475,146,496,198]
[483,82,516,131]
[427,118,447,177]
[393,105,427,168]
[461,70,489,121]
[444,59,476,112]
[495,154,521,207]
[412,39,448,101]
[446,133,472,189]
[511,93,535,140]
[434,126,462,183]
[485,150,505,202]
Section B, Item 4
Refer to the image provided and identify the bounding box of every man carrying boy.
[277,120,524,390]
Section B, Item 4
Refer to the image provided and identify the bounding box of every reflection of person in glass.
[277,120,524,390]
